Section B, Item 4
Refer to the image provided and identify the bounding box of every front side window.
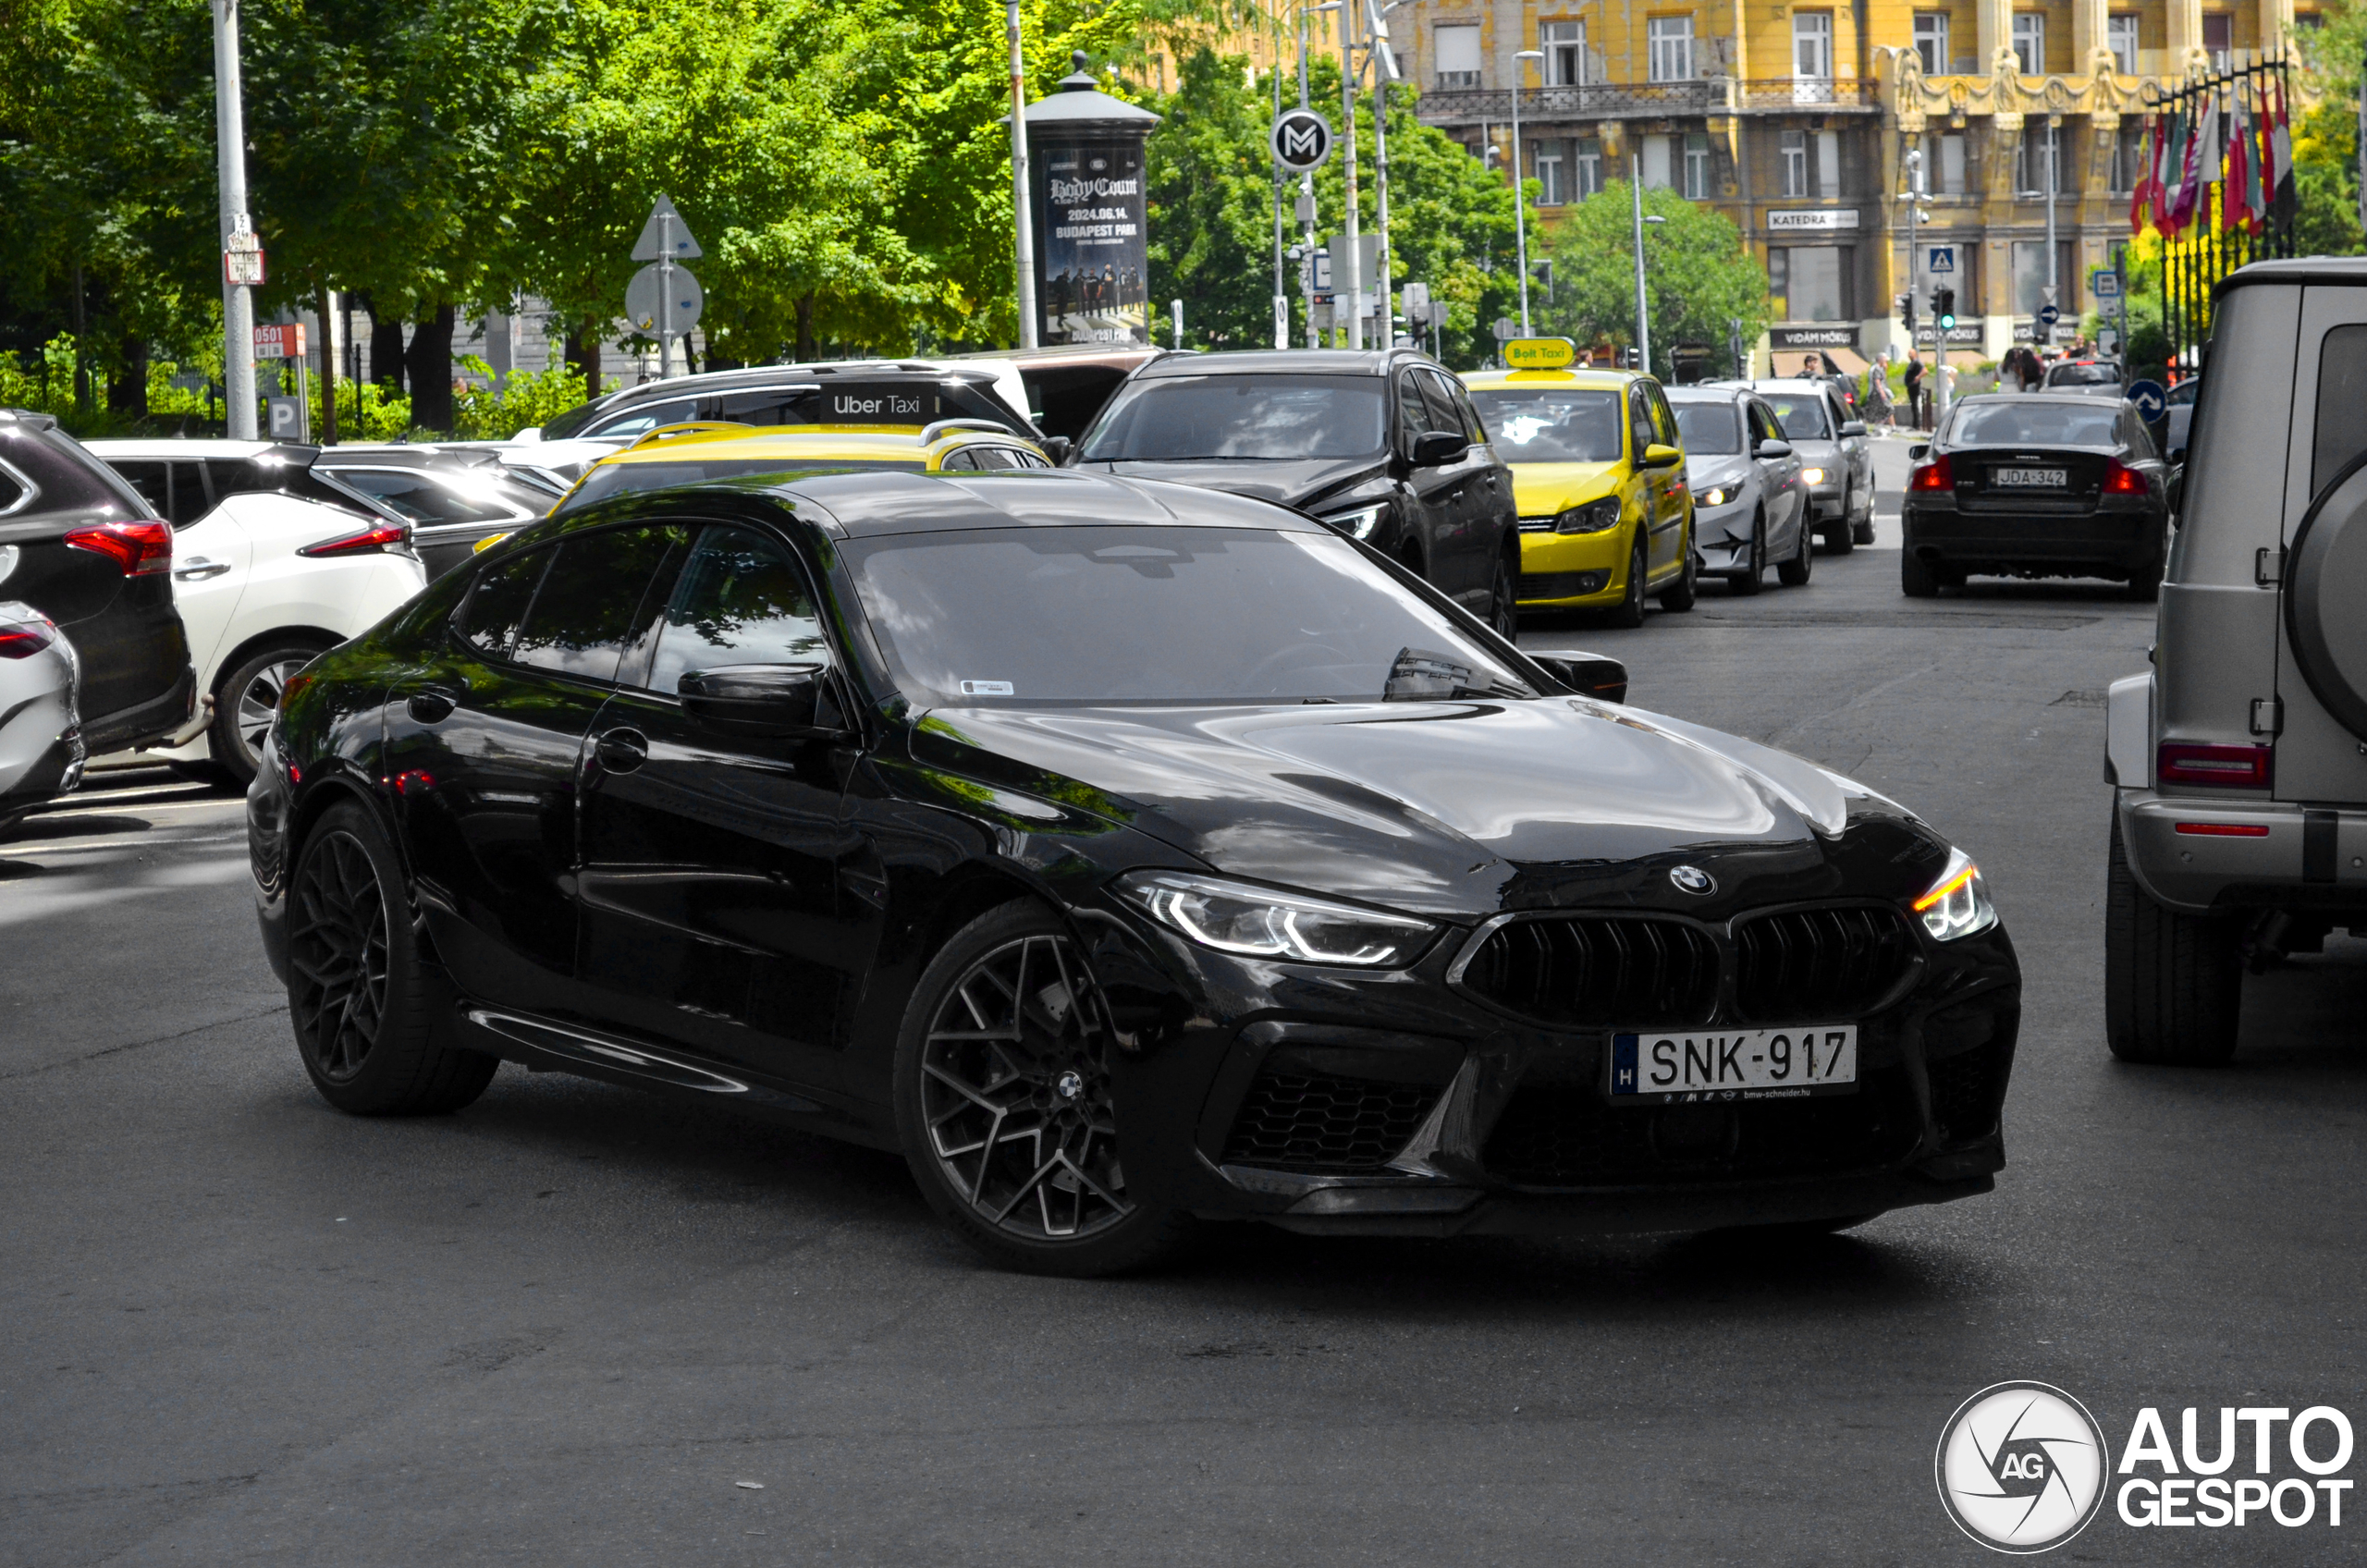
[458,546,552,660]
[1434,23,1482,87]
[645,526,830,696]
[2012,12,2045,73]
[509,525,681,680]
[1628,386,1657,455]
[1543,18,1586,84]
[845,526,1532,707]
[1079,374,1388,461]
[1647,16,1694,81]
[1463,387,1626,462]
[1913,12,1950,73]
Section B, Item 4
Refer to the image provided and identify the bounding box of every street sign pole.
[1335,0,1362,351]
[211,1,257,440]
[1008,1,1038,350]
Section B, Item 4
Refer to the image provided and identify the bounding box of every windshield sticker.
[960,680,1015,697]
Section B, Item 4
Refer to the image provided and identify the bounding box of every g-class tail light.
[63,520,174,576]
[2157,741,2273,790]
[1910,455,1954,491]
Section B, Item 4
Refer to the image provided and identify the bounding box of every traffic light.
[1934,287,1956,332]
[1896,291,1916,330]
[1619,345,1641,370]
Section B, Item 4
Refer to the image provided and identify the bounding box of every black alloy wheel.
[1730,511,1766,596]
[1776,511,1813,586]
[1488,550,1520,642]
[213,644,322,787]
[1658,522,1698,612]
[1608,533,1649,629]
[287,802,497,1114]
[894,903,1190,1276]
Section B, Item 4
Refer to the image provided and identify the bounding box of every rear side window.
[0,460,27,514]
[109,459,213,527]
[509,525,681,681]
[2311,323,2367,497]
[458,546,552,659]
[644,526,830,695]
[28,427,148,516]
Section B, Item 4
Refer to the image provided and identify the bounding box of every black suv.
[535,362,1045,447]
[1071,349,1521,635]
[0,411,194,753]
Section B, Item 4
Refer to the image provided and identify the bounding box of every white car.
[0,599,83,828]
[86,440,427,784]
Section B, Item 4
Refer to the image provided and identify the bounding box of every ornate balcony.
[1417,77,1876,128]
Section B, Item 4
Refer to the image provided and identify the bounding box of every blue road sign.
[2128,379,2167,421]
[1927,245,1956,275]
[2037,302,2062,328]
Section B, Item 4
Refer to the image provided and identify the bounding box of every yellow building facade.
[1390,0,2316,365]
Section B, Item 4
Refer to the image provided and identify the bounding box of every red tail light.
[64,520,174,576]
[297,521,410,558]
[2158,741,2273,790]
[1910,454,1954,491]
[0,618,58,658]
[2103,459,2146,495]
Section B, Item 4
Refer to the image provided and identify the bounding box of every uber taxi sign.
[1502,337,1576,370]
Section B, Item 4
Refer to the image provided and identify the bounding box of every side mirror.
[1412,430,1469,466]
[1640,442,1684,469]
[1754,438,1794,460]
[1039,435,1073,466]
[1840,420,1868,438]
[679,664,840,736]
[1907,443,1931,461]
[1530,652,1628,704]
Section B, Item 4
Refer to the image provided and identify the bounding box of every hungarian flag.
[2226,92,2255,230]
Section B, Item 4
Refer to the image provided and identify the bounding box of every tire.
[288,800,498,1115]
[2104,811,2242,1065]
[165,759,235,787]
[1657,524,1697,612]
[1487,550,1520,643]
[1607,533,1649,629]
[1853,518,1877,545]
[1823,507,1856,555]
[210,643,324,788]
[1901,551,1942,598]
[1730,512,1766,595]
[1776,513,1813,587]
[892,901,1193,1277]
[2127,551,2164,601]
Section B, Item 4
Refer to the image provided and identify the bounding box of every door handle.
[406,688,459,723]
[595,727,648,774]
[174,557,232,582]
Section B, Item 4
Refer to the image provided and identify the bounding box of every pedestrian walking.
[1904,356,1925,428]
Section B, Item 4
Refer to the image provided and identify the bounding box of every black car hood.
[905,699,1927,918]
[1077,455,1386,513]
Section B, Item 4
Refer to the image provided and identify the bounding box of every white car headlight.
[1800,466,1829,486]
[1693,484,1738,508]
[1912,847,1998,941]
[1121,871,1439,967]
[1320,502,1390,540]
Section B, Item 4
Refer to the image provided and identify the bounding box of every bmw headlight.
[1320,502,1390,540]
[1801,466,1829,486]
[1912,847,1998,941]
[1554,498,1624,533]
[1693,484,1738,508]
[1121,871,1439,967]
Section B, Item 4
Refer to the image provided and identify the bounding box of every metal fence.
[2144,56,2296,373]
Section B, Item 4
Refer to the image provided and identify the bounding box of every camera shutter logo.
[1935,1382,2111,1553]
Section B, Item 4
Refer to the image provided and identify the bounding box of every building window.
[2012,12,2045,74]
[1818,129,1842,198]
[1641,133,1674,190]
[2110,120,2144,191]
[2202,13,2231,67]
[1940,132,1967,194]
[1794,12,1834,78]
[1576,136,1603,198]
[1434,24,1481,89]
[1773,246,1851,321]
[1684,132,1712,199]
[1780,130,1809,197]
[2107,14,2140,74]
[1534,141,1567,205]
[1913,12,1950,73]
[2017,126,2064,195]
[2013,239,2077,317]
[1648,16,1695,81]
[1543,19,1587,85]
[1768,248,1789,318]
[2296,10,2324,30]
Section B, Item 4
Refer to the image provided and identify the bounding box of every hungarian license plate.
[1993,467,2067,488]
[1608,1025,1858,1104]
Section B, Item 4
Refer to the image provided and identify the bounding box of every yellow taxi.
[546,419,1055,518]
[1461,342,1696,627]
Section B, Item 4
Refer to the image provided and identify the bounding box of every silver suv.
[2105,259,2367,1062]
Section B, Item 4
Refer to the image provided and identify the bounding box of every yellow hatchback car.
[1460,360,1696,627]
[551,420,1054,516]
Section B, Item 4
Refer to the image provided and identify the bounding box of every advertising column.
[1024,53,1162,347]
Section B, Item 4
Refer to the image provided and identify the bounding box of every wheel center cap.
[1054,1070,1085,1101]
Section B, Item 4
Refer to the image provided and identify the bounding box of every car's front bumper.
[1691,496,1756,575]
[1516,525,1625,606]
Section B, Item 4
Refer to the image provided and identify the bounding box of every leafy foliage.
[1533,184,1770,380]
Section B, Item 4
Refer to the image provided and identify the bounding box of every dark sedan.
[250,468,2020,1276]
[1901,393,2172,598]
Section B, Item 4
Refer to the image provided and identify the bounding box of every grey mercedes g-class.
[2106,258,2367,1063]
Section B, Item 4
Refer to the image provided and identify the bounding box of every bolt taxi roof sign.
[1503,337,1577,370]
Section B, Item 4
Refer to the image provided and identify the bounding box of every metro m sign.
[252,323,308,360]
[1270,108,1334,174]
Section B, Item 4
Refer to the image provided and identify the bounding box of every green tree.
[1533,183,1770,379]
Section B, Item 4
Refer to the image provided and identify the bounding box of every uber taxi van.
[1462,340,1697,627]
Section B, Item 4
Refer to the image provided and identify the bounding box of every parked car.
[527,361,1044,449]
[1460,364,1696,625]
[553,420,1058,516]
[1714,378,1875,550]
[251,465,2021,1276]
[2105,258,2367,1064]
[2042,358,2125,397]
[1076,349,1520,635]
[0,411,194,755]
[1663,385,1810,595]
[1898,394,2170,598]
[87,439,429,783]
[312,446,554,578]
[0,600,84,829]
[954,344,1174,442]
[2163,377,2200,459]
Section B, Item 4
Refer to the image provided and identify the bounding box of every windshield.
[1464,387,1625,463]
[2046,362,2121,386]
[558,457,925,513]
[845,525,1533,705]
[1762,393,1832,441]
[1670,401,1744,455]
[1079,375,1385,460]
[1946,402,2121,448]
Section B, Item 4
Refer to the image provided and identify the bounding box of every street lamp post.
[1629,158,1663,372]
[1007,2,1038,350]
[1512,48,1542,334]
[1329,0,1363,349]
[211,0,256,440]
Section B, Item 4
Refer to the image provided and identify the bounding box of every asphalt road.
[6,435,2363,1565]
